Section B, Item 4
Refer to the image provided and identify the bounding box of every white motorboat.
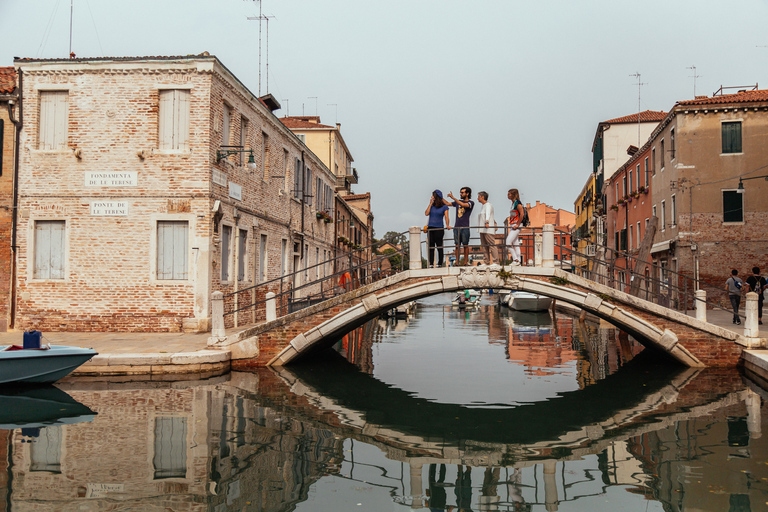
[506,291,552,312]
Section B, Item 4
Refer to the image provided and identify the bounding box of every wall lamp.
[737,175,768,193]
[216,146,258,171]
[336,218,355,227]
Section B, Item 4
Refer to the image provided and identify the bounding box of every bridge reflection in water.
[3,298,767,511]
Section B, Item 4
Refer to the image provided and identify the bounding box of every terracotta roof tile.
[0,67,17,94]
[677,89,768,106]
[280,116,334,129]
[602,110,667,124]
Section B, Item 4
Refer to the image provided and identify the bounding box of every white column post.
[409,226,423,270]
[266,291,276,322]
[747,388,762,439]
[209,291,226,343]
[534,233,543,266]
[542,224,555,268]
[745,292,760,338]
[409,461,424,508]
[695,289,707,322]
[543,460,559,511]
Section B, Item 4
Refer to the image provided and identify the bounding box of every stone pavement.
[0,329,230,378]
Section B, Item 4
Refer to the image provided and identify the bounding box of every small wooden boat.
[452,289,481,307]
[506,292,552,312]
[0,344,98,385]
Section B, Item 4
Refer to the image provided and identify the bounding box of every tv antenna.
[686,65,701,97]
[246,1,275,96]
[630,73,647,144]
[282,99,289,116]
[327,103,338,124]
[308,97,318,115]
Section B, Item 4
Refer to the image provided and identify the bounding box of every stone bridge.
[211,263,763,369]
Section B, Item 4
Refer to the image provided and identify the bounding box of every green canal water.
[2,293,768,511]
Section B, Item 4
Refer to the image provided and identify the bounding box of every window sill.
[723,221,745,226]
[720,152,744,157]
[155,149,191,156]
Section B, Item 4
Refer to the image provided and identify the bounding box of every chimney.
[627,145,639,156]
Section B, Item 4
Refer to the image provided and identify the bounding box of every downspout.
[300,150,305,262]
[8,68,22,328]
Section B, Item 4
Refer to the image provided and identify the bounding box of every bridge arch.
[265,266,734,367]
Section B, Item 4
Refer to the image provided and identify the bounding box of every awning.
[651,240,672,254]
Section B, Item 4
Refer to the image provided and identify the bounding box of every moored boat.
[0,385,96,428]
[451,289,481,307]
[0,344,98,385]
[507,291,552,312]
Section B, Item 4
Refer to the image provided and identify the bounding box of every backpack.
[521,206,530,227]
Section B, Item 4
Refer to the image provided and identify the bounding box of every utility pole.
[629,73,647,145]
[687,66,701,97]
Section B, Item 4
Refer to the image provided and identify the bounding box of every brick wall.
[0,97,15,332]
[14,57,338,332]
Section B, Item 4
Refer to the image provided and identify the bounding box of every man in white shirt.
[477,191,498,265]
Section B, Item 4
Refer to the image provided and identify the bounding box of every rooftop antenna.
[69,0,74,57]
[686,65,701,97]
[327,103,338,124]
[308,97,318,116]
[630,72,647,145]
[282,99,289,116]
[246,1,274,95]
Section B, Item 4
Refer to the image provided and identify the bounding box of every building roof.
[280,116,334,129]
[677,89,768,106]
[0,67,16,94]
[602,110,667,124]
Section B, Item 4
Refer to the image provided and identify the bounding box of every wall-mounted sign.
[85,171,138,187]
[229,182,242,201]
[213,168,228,187]
[91,201,129,216]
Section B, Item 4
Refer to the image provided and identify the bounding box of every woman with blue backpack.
[505,188,525,265]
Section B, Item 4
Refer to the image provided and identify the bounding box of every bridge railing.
[219,230,411,328]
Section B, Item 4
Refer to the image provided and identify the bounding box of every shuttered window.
[30,426,62,473]
[723,190,743,222]
[238,229,248,281]
[34,220,65,279]
[722,122,742,154]
[305,167,313,205]
[260,234,268,282]
[222,104,231,147]
[222,225,232,281]
[39,91,68,150]
[156,221,188,280]
[158,90,190,150]
[153,417,187,479]
[294,158,303,199]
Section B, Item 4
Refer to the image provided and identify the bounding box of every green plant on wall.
[550,276,569,286]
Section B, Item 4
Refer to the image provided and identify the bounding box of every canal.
[2,293,767,511]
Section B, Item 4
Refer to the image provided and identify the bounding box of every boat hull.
[0,345,98,385]
[508,292,552,312]
[0,386,96,428]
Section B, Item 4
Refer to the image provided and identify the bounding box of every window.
[283,149,289,191]
[222,104,232,146]
[644,157,649,186]
[629,224,633,250]
[315,247,320,280]
[39,91,68,150]
[304,166,313,205]
[635,165,640,191]
[281,239,287,276]
[260,234,268,281]
[615,183,620,202]
[34,220,65,279]
[153,417,187,479]
[652,205,657,220]
[722,121,742,154]
[294,158,303,199]
[670,128,676,160]
[660,139,665,170]
[296,133,306,144]
[240,117,248,165]
[221,225,232,281]
[651,148,656,175]
[723,190,744,222]
[628,172,633,194]
[238,229,248,281]
[157,221,188,280]
[661,200,666,230]
[158,90,190,150]
[262,132,269,180]
[637,222,641,246]
[671,194,676,226]
[622,176,627,197]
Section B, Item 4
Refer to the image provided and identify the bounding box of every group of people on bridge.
[424,186,527,269]
[726,266,767,325]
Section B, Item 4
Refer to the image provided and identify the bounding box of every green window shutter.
[722,122,742,154]
[723,191,743,222]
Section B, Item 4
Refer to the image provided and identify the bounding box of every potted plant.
[610,204,619,211]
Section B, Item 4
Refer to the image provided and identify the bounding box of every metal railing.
[221,231,410,327]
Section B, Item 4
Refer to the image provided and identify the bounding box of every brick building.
[0,67,18,332]
[14,55,339,332]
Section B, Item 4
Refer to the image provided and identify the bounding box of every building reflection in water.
[0,299,767,510]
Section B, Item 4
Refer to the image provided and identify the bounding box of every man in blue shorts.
[447,187,475,266]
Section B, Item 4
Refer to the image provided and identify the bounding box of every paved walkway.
[687,307,768,338]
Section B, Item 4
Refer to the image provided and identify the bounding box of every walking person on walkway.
[746,266,767,325]
[505,188,525,265]
[425,190,450,268]
[726,269,744,325]
[446,187,475,265]
[477,191,498,265]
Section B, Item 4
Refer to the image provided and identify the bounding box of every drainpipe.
[7,68,22,328]
[300,151,305,261]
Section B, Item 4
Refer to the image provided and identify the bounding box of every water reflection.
[1,295,767,510]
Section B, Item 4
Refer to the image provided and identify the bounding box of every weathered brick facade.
[0,67,17,332]
[14,55,339,332]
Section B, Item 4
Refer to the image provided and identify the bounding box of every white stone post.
[747,389,762,439]
[409,226,423,270]
[534,233,543,266]
[266,292,276,322]
[745,292,760,338]
[210,291,226,341]
[695,289,707,322]
[542,224,555,268]
[409,461,424,508]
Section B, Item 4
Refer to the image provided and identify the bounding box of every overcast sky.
[2,0,767,235]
